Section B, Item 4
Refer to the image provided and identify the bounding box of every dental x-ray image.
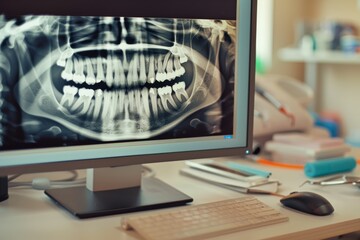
[0,14,237,150]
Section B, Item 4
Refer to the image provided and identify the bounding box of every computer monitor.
[0,0,256,218]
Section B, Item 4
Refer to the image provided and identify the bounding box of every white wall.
[267,0,360,137]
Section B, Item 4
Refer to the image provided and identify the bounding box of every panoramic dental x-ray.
[0,15,237,149]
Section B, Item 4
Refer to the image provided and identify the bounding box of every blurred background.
[256,0,360,146]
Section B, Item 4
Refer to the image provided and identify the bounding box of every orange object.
[255,158,304,170]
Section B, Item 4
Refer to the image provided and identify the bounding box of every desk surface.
[1,153,360,240]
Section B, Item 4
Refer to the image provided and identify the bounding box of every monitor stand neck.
[86,165,142,192]
[45,164,193,218]
[0,176,9,202]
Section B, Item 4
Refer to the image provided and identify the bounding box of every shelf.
[278,47,360,64]
[278,47,360,111]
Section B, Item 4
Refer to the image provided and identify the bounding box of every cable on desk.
[8,170,85,190]
[9,178,86,190]
[9,170,79,182]
[8,166,156,190]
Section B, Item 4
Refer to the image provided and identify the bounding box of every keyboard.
[122,196,289,240]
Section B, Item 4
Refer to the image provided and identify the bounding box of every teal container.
[304,156,357,178]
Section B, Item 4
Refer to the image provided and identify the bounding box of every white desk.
[1,155,360,240]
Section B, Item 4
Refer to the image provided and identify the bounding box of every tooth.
[158,86,177,112]
[139,53,147,85]
[180,55,188,63]
[127,90,136,113]
[93,89,103,120]
[85,100,95,120]
[57,59,66,68]
[71,88,94,114]
[96,57,105,83]
[162,52,171,79]
[162,52,171,69]
[157,98,164,113]
[179,48,188,63]
[149,88,158,117]
[73,58,86,84]
[141,88,150,117]
[108,92,118,120]
[59,85,78,107]
[147,55,156,84]
[134,89,142,114]
[132,54,139,86]
[113,58,121,87]
[126,57,134,87]
[123,95,130,121]
[170,45,188,63]
[57,48,74,67]
[122,54,129,70]
[170,45,179,55]
[101,90,112,121]
[117,90,125,114]
[113,58,126,87]
[174,56,186,77]
[119,59,127,87]
[105,55,114,87]
[61,58,74,81]
[172,81,189,101]
[166,56,176,80]
[85,58,96,85]
[155,55,165,82]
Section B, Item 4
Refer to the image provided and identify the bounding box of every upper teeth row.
[59,52,187,87]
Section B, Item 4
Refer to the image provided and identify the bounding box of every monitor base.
[45,177,193,218]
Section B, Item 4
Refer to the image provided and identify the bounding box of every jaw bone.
[45,29,224,140]
[17,41,222,141]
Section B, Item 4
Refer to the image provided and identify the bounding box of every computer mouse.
[280,191,334,216]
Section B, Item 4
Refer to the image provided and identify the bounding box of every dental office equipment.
[300,175,360,187]
[255,86,295,126]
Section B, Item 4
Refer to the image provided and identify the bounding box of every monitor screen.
[0,0,256,217]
